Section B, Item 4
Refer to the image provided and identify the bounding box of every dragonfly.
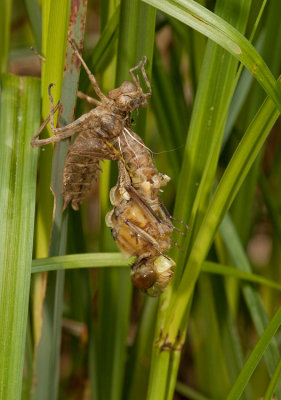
[31,40,181,295]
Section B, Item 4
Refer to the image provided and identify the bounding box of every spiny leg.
[69,39,110,105]
[129,58,144,84]
[30,101,60,147]
[140,57,152,96]
[30,85,94,147]
[129,56,152,97]
[160,199,190,231]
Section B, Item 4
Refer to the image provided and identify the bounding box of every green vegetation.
[1,0,281,399]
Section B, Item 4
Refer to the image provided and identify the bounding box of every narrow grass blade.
[226,305,281,400]
[219,214,281,396]
[260,173,281,242]
[24,0,42,51]
[175,381,213,400]
[164,80,280,343]
[117,0,156,133]
[0,74,40,400]
[192,277,232,398]
[148,0,253,397]
[32,253,130,272]
[151,46,185,176]
[124,298,158,400]
[264,355,281,400]
[142,0,281,113]
[32,2,88,399]
[91,5,120,73]
[35,0,72,259]
[93,3,157,400]
[202,261,281,291]
[0,0,12,72]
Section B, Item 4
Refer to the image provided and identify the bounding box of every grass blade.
[226,305,281,400]
[164,78,280,343]
[148,1,252,397]
[142,0,281,113]
[93,2,157,399]
[202,261,281,291]
[219,214,281,396]
[264,356,281,400]
[0,74,40,400]
[0,0,12,72]
[24,0,42,52]
[32,2,87,399]
[32,253,130,272]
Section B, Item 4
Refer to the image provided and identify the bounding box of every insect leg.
[77,91,101,106]
[69,40,110,105]
[30,46,46,62]
[124,184,184,236]
[30,101,60,147]
[123,218,169,259]
[159,199,190,231]
[31,85,95,147]
[129,58,144,85]
[129,57,152,97]
[140,57,152,96]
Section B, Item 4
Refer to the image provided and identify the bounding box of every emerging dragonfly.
[31,40,179,295]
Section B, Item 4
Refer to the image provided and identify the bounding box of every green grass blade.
[142,0,281,113]
[219,214,281,396]
[32,2,87,399]
[24,0,42,51]
[0,0,12,72]
[151,46,185,176]
[35,0,71,259]
[264,355,281,400]
[117,0,156,132]
[165,82,280,342]
[260,173,281,241]
[192,276,232,398]
[0,74,40,400]
[90,5,120,399]
[230,0,281,248]
[202,261,281,291]
[92,3,157,400]
[32,253,130,272]
[172,0,251,273]
[175,381,213,400]
[148,1,252,397]
[91,5,120,73]
[226,305,281,400]
[124,299,158,400]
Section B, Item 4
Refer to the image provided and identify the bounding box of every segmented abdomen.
[62,107,124,211]
[62,130,119,211]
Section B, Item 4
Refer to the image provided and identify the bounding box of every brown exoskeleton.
[31,41,181,295]
[31,40,152,211]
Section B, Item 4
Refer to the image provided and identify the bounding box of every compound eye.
[131,268,157,290]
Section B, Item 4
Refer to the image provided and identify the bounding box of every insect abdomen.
[62,131,119,211]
